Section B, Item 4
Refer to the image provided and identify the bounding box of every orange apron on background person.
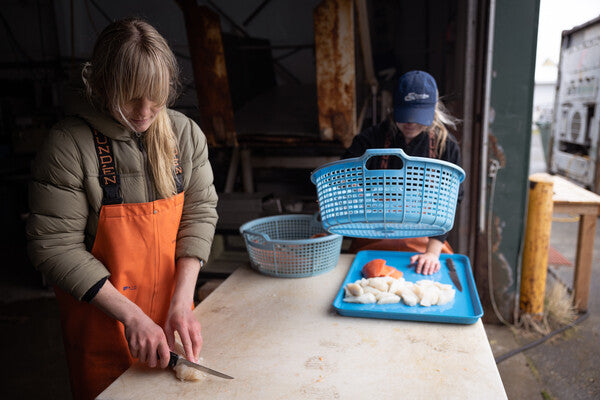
[54,126,185,400]
[348,236,453,254]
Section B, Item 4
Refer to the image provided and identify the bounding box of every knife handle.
[167,351,179,368]
[157,351,179,368]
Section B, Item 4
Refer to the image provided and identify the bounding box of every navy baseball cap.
[393,70,438,126]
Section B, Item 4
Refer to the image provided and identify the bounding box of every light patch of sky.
[536,0,600,66]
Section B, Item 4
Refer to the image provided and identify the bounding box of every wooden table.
[537,173,600,312]
[98,254,507,399]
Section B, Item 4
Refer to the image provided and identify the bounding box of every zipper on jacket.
[134,132,155,202]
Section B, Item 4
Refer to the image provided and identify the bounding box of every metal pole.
[478,0,496,232]
[520,174,554,318]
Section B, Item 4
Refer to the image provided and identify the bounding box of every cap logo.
[404,92,430,101]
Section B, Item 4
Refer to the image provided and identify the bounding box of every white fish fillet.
[344,292,377,304]
[398,287,419,306]
[367,277,389,292]
[376,292,401,304]
[362,286,382,296]
[346,282,364,297]
[174,362,205,381]
[343,277,455,307]
[419,285,440,307]
[437,288,456,305]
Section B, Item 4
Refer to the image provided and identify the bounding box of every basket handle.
[311,211,322,224]
[361,148,408,169]
[242,229,271,242]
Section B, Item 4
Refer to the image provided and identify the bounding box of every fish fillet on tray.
[333,250,483,324]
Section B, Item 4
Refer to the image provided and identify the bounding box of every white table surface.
[98,254,507,399]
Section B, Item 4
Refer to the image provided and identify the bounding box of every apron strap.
[82,118,184,202]
[91,128,124,205]
[173,148,184,194]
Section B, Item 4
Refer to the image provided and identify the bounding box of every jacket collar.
[75,101,137,141]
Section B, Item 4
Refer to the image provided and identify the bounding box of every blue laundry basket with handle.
[310,148,465,238]
[239,213,343,278]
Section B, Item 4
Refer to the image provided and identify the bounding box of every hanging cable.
[486,158,514,327]
[495,311,589,364]
[487,161,591,364]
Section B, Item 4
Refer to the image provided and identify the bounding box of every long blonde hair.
[82,18,180,198]
[427,99,460,158]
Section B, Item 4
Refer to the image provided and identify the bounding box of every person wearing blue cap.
[342,70,464,275]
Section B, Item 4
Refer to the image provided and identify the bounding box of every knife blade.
[168,351,234,379]
[446,258,463,292]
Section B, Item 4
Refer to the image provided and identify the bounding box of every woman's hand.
[164,304,203,363]
[165,257,203,362]
[91,281,170,368]
[410,252,441,275]
[124,313,171,369]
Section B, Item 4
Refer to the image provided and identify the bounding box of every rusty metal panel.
[177,1,236,146]
[313,0,356,147]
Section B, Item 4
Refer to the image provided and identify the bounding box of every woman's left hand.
[165,257,204,362]
[164,304,203,363]
[410,252,441,275]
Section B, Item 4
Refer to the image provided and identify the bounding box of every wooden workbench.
[534,173,600,312]
[98,254,506,399]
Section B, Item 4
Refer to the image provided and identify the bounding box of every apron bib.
[54,126,185,400]
[348,236,453,254]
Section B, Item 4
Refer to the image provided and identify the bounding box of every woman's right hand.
[124,312,171,369]
[91,281,171,369]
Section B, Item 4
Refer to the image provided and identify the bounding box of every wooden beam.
[314,0,356,147]
[573,214,596,312]
[176,0,236,146]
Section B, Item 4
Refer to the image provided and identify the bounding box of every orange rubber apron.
[348,236,453,254]
[54,126,185,400]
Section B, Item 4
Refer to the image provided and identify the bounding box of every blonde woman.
[343,70,463,275]
[26,18,218,400]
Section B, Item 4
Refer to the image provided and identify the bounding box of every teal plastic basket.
[310,149,465,238]
[239,214,343,278]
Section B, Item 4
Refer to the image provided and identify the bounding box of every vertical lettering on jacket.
[91,127,123,205]
[173,148,184,194]
[94,134,118,186]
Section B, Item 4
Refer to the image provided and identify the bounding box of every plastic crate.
[310,148,465,238]
[239,214,343,278]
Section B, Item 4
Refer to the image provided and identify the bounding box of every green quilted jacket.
[26,104,218,300]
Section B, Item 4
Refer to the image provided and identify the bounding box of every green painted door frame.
[479,0,540,322]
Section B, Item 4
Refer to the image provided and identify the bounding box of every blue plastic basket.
[310,148,465,238]
[239,214,343,278]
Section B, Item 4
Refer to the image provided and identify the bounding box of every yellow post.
[520,173,554,318]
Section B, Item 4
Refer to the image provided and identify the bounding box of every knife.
[168,351,234,379]
[445,258,463,292]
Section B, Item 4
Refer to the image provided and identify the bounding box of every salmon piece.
[383,266,403,279]
[362,259,388,278]
[362,258,403,279]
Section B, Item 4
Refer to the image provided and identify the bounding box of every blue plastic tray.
[333,250,483,324]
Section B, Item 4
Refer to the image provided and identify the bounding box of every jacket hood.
[70,96,135,141]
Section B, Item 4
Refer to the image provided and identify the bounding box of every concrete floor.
[1,131,598,399]
[481,131,600,400]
